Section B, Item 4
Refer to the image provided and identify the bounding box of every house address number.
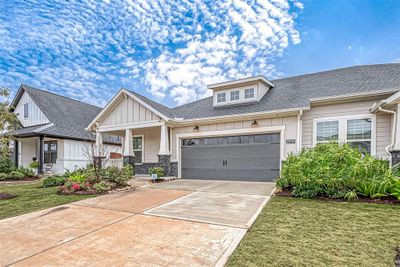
[286,138,296,144]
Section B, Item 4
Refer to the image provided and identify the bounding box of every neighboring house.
[9,85,120,174]
[87,63,400,182]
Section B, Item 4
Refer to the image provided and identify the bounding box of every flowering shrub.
[71,183,81,191]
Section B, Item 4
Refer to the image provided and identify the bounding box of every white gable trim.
[87,89,169,130]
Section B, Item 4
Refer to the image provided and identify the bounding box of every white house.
[10,85,121,174]
[87,64,400,182]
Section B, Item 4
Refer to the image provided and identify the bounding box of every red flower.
[71,183,81,191]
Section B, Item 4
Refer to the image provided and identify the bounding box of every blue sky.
[0,0,399,107]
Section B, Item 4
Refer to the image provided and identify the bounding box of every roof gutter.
[169,106,309,126]
[377,107,396,156]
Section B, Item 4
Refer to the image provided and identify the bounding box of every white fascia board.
[86,89,170,131]
[169,107,308,126]
[122,89,170,121]
[207,75,275,89]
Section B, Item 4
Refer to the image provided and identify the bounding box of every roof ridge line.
[270,63,400,82]
[22,84,102,109]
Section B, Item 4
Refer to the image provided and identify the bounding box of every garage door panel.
[181,133,280,182]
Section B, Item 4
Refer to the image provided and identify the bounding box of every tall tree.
[0,88,20,157]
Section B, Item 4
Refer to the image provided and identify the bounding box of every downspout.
[378,107,396,156]
[297,110,303,154]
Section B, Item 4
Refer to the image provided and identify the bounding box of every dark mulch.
[1,176,40,182]
[0,192,17,200]
[396,246,400,267]
[275,188,400,205]
[58,189,97,195]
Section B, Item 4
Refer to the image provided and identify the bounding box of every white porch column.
[123,128,134,156]
[95,131,103,157]
[158,124,170,155]
[393,104,400,150]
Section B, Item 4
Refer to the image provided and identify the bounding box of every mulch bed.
[58,189,98,195]
[0,192,17,200]
[275,188,400,205]
[0,176,40,184]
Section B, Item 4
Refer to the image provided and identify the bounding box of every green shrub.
[93,181,111,193]
[148,167,165,178]
[18,166,34,177]
[42,175,66,187]
[29,160,39,169]
[9,171,25,180]
[344,190,358,202]
[0,172,8,180]
[0,157,16,174]
[68,173,88,183]
[102,165,133,186]
[277,143,396,200]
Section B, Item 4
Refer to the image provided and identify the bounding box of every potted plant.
[29,160,39,175]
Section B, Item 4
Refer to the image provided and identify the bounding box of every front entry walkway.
[0,180,275,267]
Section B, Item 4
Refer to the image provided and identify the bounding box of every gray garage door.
[181,133,280,182]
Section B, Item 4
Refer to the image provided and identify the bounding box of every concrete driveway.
[0,179,275,267]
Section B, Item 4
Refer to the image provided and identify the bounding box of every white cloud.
[0,0,302,106]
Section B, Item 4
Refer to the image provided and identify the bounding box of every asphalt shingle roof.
[129,64,400,120]
[11,85,119,143]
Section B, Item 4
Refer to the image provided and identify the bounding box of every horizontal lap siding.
[171,116,298,161]
[133,127,160,163]
[302,98,392,160]
[376,113,392,159]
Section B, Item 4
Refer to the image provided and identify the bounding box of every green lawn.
[228,196,400,267]
[0,182,95,220]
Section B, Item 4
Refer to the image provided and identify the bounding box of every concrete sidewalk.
[0,180,275,266]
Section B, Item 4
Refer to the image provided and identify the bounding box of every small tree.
[0,88,20,158]
[81,140,111,183]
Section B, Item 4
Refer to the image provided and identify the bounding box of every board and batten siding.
[170,116,298,161]
[14,91,50,127]
[101,96,160,126]
[62,139,121,171]
[302,98,392,159]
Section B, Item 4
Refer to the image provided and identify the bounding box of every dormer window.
[210,76,274,107]
[245,88,255,99]
[230,90,240,101]
[217,92,226,103]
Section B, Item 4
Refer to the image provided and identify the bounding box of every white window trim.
[313,114,376,156]
[213,85,259,106]
[230,90,240,101]
[132,134,144,165]
[216,92,226,103]
[244,88,255,99]
[23,102,30,119]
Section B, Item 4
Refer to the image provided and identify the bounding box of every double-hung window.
[315,116,373,154]
[133,136,143,164]
[44,141,57,164]
[244,88,255,99]
[346,118,372,154]
[217,92,226,103]
[230,90,240,101]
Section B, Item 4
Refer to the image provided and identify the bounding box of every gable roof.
[11,85,116,142]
